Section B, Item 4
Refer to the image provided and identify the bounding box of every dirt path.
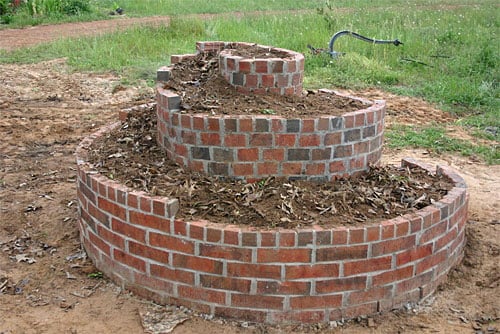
[0,16,171,51]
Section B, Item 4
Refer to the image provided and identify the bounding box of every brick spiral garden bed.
[76,42,468,324]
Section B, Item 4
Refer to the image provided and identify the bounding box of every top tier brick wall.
[157,42,386,181]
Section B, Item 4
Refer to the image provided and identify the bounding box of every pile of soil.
[164,51,367,117]
[87,106,453,228]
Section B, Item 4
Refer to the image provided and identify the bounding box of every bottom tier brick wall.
[76,124,468,324]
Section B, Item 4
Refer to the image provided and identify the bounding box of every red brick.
[149,232,194,254]
[200,274,251,293]
[396,244,433,266]
[173,253,223,274]
[366,226,380,242]
[316,276,367,294]
[332,228,348,244]
[257,248,310,263]
[419,220,447,244]
[88,230,111,256]
[435,227,458,251]
[180,114,191,128]
[133,272,174,294]
[279,231,296,247]
[207,118,220,131]
[242,232,257,246]
[396,270,433,293]
[239,118,253,131]
[349,228,365,244]
[282,162,302,175]
[275,134,297,146]
[344,115,355,127]
[201,132,221,145]
[263,148,284,161]
[250,133,272,146]
[245,74,258,87]
[416,249,447,274]
[206,226,222,243]
[113,248,146,272]
[129,240,169,264]
[150,264,194,284]
[396,219,410,236]
[152,199,165,217]
[324,132,342,145]
[227,263,281,279]
[373,265,414,286]
[224,134,246,147]
[192,115,205,130]
[409,214,423,233]
[371,235,416,256]
[270,310,325,324]
[354,113,365,127]
[173,220,187,236]
[257,280,310,295]
[299,134,321,147]
[233,163,253,176]
[199,244,251,262]
[215,307,266,322]
[381,221,395,239]
[130,211,170,232]
[329,161,346,173]
[139,197,152,213]
[178,285,225,305]
[238,60,252,73]
[290,294,342,309]
[305,163,325,175]
[298,119,314,133]
[257,162,278,175]
[348,286,392,305]
[97,225,125,249]
[344,256,392,276]
[222,226,240,245]
[342,301,378,319]
[231,293,284,310]
[286,263,339,279]
[260,231,276,247]
[261,75,275,87]
[88,201,109,227]
[98,197,126,221]
[255,60,269,73]
[188,221,206,240]
[316,245,367,262]
[238,148,259,161]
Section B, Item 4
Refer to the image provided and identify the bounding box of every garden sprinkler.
[308,30,403,58]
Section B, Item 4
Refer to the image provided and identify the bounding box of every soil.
[87,105,452,229]
[1,14,499,334]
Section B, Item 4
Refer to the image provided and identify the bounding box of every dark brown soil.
[164,52,367,117]
[87,106,453,228]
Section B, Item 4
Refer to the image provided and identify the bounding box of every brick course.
[77,122,468,324]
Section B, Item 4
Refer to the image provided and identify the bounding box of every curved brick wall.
[76,126,468,324]
[218,42,304,96]
[156,87,385,181]
[157,42,385,181]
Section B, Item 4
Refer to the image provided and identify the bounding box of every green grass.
[387,126,499,164]
[0,0,498,163]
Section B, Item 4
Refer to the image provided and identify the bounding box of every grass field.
[1,0,498,163]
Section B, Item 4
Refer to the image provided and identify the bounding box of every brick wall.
[76,125,468,324]
[156,85,385,181]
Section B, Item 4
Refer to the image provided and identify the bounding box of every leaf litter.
[87,107,453,229]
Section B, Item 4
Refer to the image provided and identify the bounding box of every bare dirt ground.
[0,16,499,334]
